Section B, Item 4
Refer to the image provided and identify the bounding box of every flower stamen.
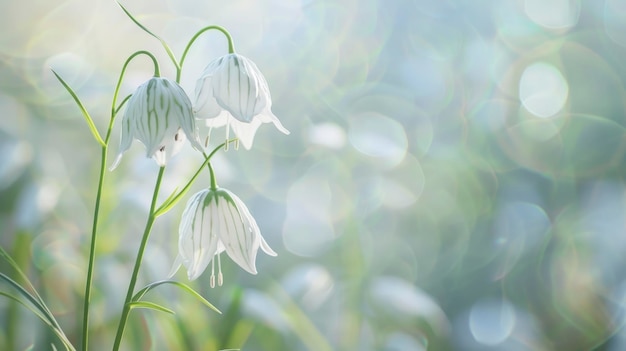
[210,257,216,288]
[217,253,223,287]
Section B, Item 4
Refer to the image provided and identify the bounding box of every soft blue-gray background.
[2,0,626,350]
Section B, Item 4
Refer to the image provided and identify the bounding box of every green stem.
[112,51,161,115]
[176,25,235,82]
[81,50,159,351]
[112,166,166,351]
[116,2,179,75]
[208,162,217,190]
[153,140,234,217]
[80,146,107,351]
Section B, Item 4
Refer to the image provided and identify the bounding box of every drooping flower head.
[112,77,202,169]
[170,187,277,287]
[193,53,289,149]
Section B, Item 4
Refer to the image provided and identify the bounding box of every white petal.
[212,55,269,123]
[118,77,199,167]
[241,56,271,117]
[134,79,168,157]
[231,191,277,257]
[168,254,183,278]
[204,111,231,129]
[194,80,222,119]
[168,80,202,151]
[178,191,205,261]
[260,235,277,256]
[193,54,288,150]
[110,90,139,170]
[109,153,124,171]
[257,108,290,135]
[217,190,259,274]
[152,128,186,167]
[194,56,227,119]
[178,190,220,280]
[229,118,263,150]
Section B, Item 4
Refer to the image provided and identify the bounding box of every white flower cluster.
[114,53,285,285]
[114,53,289,167]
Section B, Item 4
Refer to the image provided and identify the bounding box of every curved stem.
[153,139,235,218]
[116,2,179,75]
[81,50,159,351]
[208,162,217,190]
[176,25,235,82]
[112,166,166,351]
[111,50,160,122]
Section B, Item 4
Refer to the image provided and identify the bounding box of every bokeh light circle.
[519,62,569,118]
[348,112,408,168]
[604,0,626,47]
[524,0,581,30]
[469,298,516,346]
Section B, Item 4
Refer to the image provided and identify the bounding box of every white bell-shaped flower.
[170,187,277,286]
[193,53,289,149]
[112,77,202,169]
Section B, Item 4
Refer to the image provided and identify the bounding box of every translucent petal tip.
[109,153,124,171]
[168,255,183,278]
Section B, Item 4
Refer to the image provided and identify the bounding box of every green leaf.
[50,70,106,147]
[0,273,54,325]
[133,280,221,314]
[0,247,54,322]
[115,94,132,116]
[128,301,175,315]
[153,186,179,218]
[116,1,180,71]
[0,291,50,326]
[0,247,76,351]
[0,291,76,351]
[0,246,39,298]
[153,140,232,217]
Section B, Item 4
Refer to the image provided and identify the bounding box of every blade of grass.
[116,2,180,71]
[50,70,105,147]
[0,247,60,328]
[0,291,76,351]
[0,273,55,326]
[0,247,74,350]
[128,301,175,315]
[153,187,179,217]
[0,291,50,325]
[133,280,221,314]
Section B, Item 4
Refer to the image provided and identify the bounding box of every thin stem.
[112,166,166,351]
[111,50,160,118]
[153,139,235,217]
[116,2,180,75]
[176,25,235,82]
[80,146,107,351]
[208,162,217,190]
[81,51,159,351]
